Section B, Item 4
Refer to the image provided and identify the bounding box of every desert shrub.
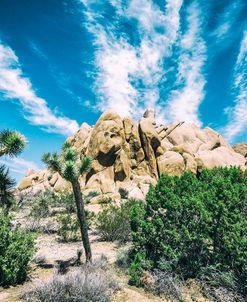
[22,191,72,212]
[144,270,184,301]
[198,265,245,302]
[55,191,99,212]
[27,193,51,231]
[129,168,247,297]
[55,191,75,213]
[0,212,35,285]
[29,195,50,218]
[42,219,59,234]
[96,199,139,243]
[21,191,54,207]
[57,214,80,242]
[201,284,245,302]
[198,265,237,290]
[116,249,132,272]
[57,208,94,242]
[22,259,118,302]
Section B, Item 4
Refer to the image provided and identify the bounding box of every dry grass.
[144,270,184,301]
[22,258,119,302]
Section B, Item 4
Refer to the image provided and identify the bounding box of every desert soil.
[0,231,168,302]
[0,206,211,302]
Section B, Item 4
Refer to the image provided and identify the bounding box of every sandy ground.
[0,232,167,302]
[0,231,212,302]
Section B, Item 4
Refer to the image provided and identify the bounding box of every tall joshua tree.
[0,129,27,157]
[42,142,93,262]
[0,129,27,213]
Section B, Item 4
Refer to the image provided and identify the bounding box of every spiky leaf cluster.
[0,165,16,209]
[61,160,79,181]
[42,152,61,173]
[42,142,92,183]
[0,129,27,157]
[80,156,92,174]
[63,147,77,162]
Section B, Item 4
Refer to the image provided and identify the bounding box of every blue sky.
[0,0,246,182]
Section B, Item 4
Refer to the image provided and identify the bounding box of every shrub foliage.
[129,167,247,296]
[57,214,80,242]
[0,212,35,285]
[96,199,139,243]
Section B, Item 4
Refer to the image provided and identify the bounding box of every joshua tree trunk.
[71,179,92,263]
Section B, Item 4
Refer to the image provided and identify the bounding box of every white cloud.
[161,2,206,126]
[223,30,247,142]
[211,0,242,42]
[0,42,79,136]
[81,0,183,119]
[95,32,140,117]
[0,157,40,175]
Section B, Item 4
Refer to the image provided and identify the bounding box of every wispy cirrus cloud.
[162,2,206,126]
[80,0,183,118]
[0,42,79,136]
[0,157,40,175]
[211,0,243,44]
[29,41,48,61]
[223,29,247,142]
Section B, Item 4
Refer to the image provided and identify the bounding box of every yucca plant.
[0,129,27,213]
[0,165,15,214]
[42,142,93,262]
[0,129,27,157]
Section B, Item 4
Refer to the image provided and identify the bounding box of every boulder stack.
[17,109,247,200]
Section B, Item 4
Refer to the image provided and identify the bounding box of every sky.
[0,0,246,182]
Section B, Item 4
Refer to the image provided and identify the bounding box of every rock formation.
[233,143,247,158]
[17,109,247,201]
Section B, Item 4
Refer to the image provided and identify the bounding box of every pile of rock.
[17,109,246,201]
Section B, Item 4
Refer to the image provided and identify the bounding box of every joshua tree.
[42,142,93,262]
[0,129,27,213]
[0,165,15,213]
[0,129,27,157]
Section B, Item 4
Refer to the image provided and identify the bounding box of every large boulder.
[195,146,246,170]
[233,143,247,159]
[67,122,92,156]
[18,175,33,190]
[157,151,185,176]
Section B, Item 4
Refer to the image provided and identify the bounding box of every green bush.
[116,249,133,274]
[0,212,35,285]
[55,191,75,213]
[29,195,50,219]
[22,191,53,207]
[54,191,99,212]
[22,191,74,213]
[96,199,139,243]
[57,214,80,242]
[129,168,247,296]
[27,192,51,231]
[57,210,94,242]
